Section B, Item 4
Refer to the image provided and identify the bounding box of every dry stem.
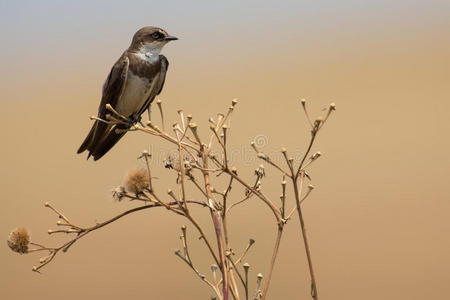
[11,99,335,300]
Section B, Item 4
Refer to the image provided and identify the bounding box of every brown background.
[1,1,449,299]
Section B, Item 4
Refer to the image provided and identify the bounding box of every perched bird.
[77,26,177,160]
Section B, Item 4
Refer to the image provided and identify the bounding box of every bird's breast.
[115,71,158,117]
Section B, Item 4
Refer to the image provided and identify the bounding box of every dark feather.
[77,56,129,159]
[90,125,127,161]
[157,55,169,95]
[98,56,130,119]
[77,120,98,154]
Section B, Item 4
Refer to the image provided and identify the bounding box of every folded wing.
[77,55,129,160]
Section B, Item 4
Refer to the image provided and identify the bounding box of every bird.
[77,26,177,160]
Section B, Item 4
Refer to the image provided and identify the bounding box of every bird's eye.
[152,32,162,39]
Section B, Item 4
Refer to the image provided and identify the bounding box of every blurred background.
[1,0,449,299]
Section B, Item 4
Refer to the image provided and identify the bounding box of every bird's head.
[130,26,177,54]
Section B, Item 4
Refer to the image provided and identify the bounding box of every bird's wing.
[98,55,130,118]
[155,55,169,96]
[137,55,169,118]
[77,55,129,156]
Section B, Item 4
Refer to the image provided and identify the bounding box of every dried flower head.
[112,186,126,201]
[255,165,266,177]
[7,228,30,254]
[124,168,149,195]
[311,151,322,160]
[164,156,174,169]
[257,152,266,160]
[138,149,151,159]
[231,166,238,175]
[164,153,194,173]
[314,117,323,128]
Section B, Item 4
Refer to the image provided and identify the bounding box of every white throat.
[135,42,165,62]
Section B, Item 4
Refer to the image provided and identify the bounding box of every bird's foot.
[126,115,142,127]
[125,117,134,127]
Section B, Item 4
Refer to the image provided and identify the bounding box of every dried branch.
[8,98,335,300]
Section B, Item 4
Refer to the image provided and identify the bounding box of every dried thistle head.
[164,153,193,173]
[164,156,174,169]
[112,186,126,201]
[124,168,149,195]
[255,164,266,177]
[7,228,30,254]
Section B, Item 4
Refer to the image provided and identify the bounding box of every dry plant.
[7,98,335,300]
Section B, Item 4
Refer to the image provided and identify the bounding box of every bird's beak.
[164,35,178,41]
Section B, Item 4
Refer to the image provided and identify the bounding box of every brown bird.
[77,26,177,160]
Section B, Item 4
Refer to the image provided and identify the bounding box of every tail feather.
[90,125,127,161]
[77,121,126,160]
[77,121,99,154]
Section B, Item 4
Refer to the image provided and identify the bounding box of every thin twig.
[261,224,284,299]
[292,171,318,300]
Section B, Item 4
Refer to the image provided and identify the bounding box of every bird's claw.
[126,115,142,127]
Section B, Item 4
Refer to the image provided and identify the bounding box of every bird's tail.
[89,125,127,161]
[77,120,127,161]
[77,120,99,155]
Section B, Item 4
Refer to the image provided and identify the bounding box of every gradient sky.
[1,0,449,100]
